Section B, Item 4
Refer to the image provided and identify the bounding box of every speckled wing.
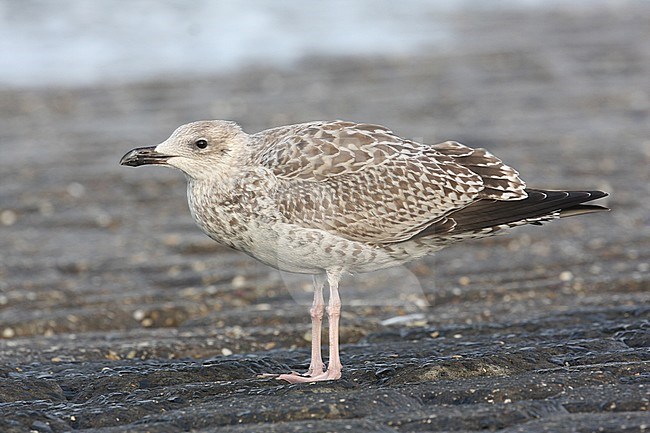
[251,121,527,244]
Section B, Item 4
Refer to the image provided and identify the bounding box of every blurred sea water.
[0,0,638,88]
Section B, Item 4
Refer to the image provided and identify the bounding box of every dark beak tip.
[119,150,138,166]
[119,146,167,167]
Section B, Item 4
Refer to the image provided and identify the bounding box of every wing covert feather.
[250,121,526,243]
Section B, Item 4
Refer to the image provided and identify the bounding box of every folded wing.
[252,121,529,244]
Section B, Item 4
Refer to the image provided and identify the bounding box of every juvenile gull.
[120,120,608,383]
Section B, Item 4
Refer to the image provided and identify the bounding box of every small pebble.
[66,182,86,198]
[133,309,146,321]
[232,275,246,288]
[559,271,574,282]
[106,350,121,360]
[0,210,17,226]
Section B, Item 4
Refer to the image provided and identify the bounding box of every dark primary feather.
[413,189,609,238]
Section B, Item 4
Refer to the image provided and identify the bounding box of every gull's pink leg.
[322,270,342,379]
[278,274,326,383]
[306,274,325,375]
[278,270,343,383]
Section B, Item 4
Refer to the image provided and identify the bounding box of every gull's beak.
[120,146,171,167]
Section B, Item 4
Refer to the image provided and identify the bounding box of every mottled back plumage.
[250,120,534,245]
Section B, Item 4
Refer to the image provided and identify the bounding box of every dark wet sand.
[1,5,648,433]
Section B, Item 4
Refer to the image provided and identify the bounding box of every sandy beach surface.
[0,4,648,432]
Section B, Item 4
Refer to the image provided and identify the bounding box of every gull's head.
[120,120,248,179]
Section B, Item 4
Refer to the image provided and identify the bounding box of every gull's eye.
[195,139,208,149]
